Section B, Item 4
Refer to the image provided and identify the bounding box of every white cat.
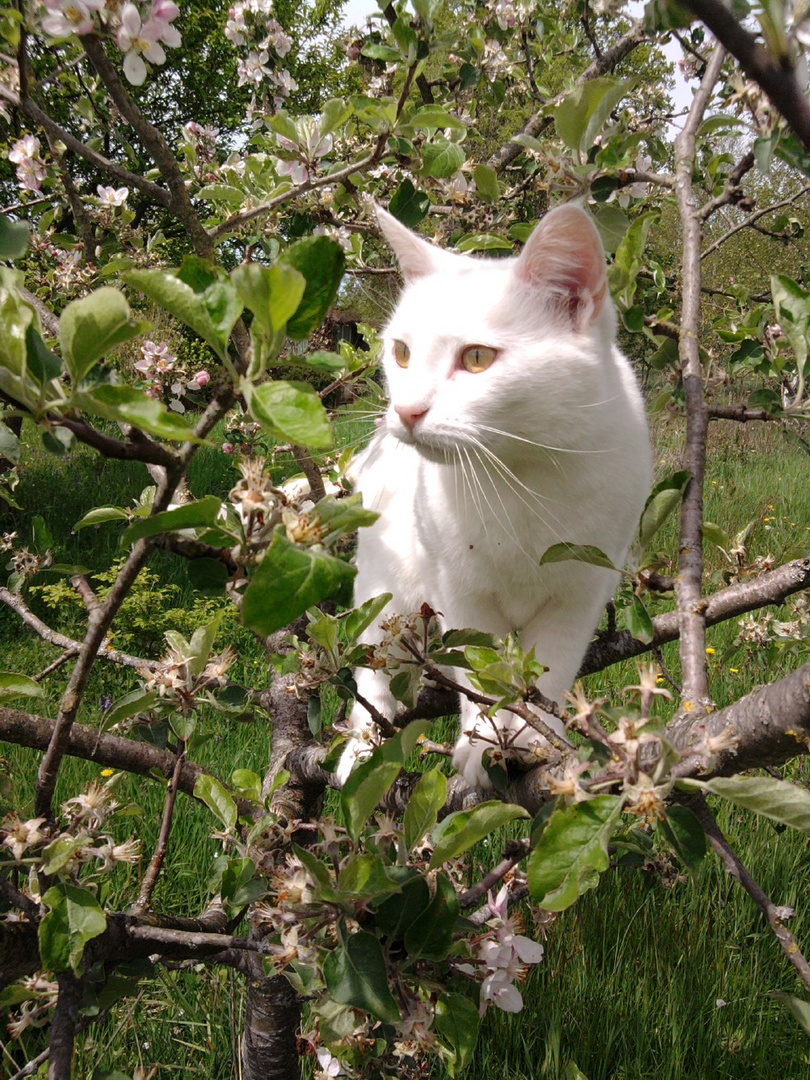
[337,202,652,789]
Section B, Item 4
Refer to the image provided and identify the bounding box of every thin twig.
[458,839,532,909]
[131,746,186,915]
[691,795,810,992]
[701,183,810,258]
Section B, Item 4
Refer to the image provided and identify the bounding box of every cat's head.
[375,202,617,461]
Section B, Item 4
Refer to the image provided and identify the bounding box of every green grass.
[3,415,810,1078]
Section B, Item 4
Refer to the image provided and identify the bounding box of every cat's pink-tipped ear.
[514,203,608,323]
[375,204,442,282]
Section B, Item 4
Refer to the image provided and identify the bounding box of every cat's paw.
[451,735,494,791]
[333,728,376,787]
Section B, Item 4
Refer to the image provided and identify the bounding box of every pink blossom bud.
[222,442,234,454]
[195,370,211,387]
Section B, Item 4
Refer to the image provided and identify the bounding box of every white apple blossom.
[8,135,48,192]
[237,48,272,87]
[96,184,130,207]
[40,0,105,38]
[116,2,171,85]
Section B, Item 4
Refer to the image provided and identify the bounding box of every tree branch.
[0,706,258,821]
[680,0,810,148]
[486,19,646,173]
[81,34,212,257]
[690,794,810,992]
[0,85,170,207]
[578,557,810,676]
[701,183,810,259]
[0,587,158,672]
[672,45,726,711]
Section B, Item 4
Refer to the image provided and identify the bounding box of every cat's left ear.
[514,203,608,325]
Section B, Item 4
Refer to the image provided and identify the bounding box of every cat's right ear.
[375,204,442,281]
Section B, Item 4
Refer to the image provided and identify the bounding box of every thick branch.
[579,557,810,676]
[0,706,259,821]
[81,34,212,257]
[707,404,773,422]
[680,0,810,148]
[56,417,177,468]
[49,971,81,1080]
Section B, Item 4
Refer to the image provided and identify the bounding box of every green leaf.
[435,992,480,1075]
[539,543,619,571]
[343,592,392,642]
[41,835,87,876]
[73,506,129,531]
[188,557,229,595]
[125,263,242,363]
[403,871,459,960]
[241,529,355,635]
[421,140,465,179]
[231,769,262,802]
[771,274,810,398]
[403,771,447,853]
[0,421,20,465]
[430,801,529,869]
[389,179,431,227]
[307,695,322,737]
[0,216,29,259]
[231,263,306,335]
[772,993,810,1039]
[591,203,629,253]
[0,670,43,705]
[280,237,345,340]
[197,183,245,206]
[473,164,500,202]
[121,495,223,545]
[527,795,624,910]
[59,288,145,384]
[637,471,691,548]
[337,853,400,903]
[659,805,706,876]
[623,594,654,644]
[375,875,431,940]
[25,325,62,384]
[681,776,810,832]
[104,688,158,727]
[319,97,353,136]
[31,515,53,554]
[409,106,467,132]
[193,774,237,830]
[248,379,332,449]
[702,521,732,554]
[341,722,432,842]
[77,385,200,442]
[555,77,635,152]
[323,927,400,1023]
[39,884,107,973]
[454,233,512,253]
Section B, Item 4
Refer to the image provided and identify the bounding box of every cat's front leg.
[334,660,398,786]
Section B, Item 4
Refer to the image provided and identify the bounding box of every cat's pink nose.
[395,405,428,431]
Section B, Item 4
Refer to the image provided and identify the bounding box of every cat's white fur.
[337,203,652,789]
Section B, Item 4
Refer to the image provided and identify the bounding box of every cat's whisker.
[475,423,615,456]
[469,445,537,561]
[466,437,571,547]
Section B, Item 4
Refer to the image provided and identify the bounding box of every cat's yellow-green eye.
[393,340,410,368]
[461,345,497,373]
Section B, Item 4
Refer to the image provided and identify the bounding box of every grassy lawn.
[2,415,810,1078]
